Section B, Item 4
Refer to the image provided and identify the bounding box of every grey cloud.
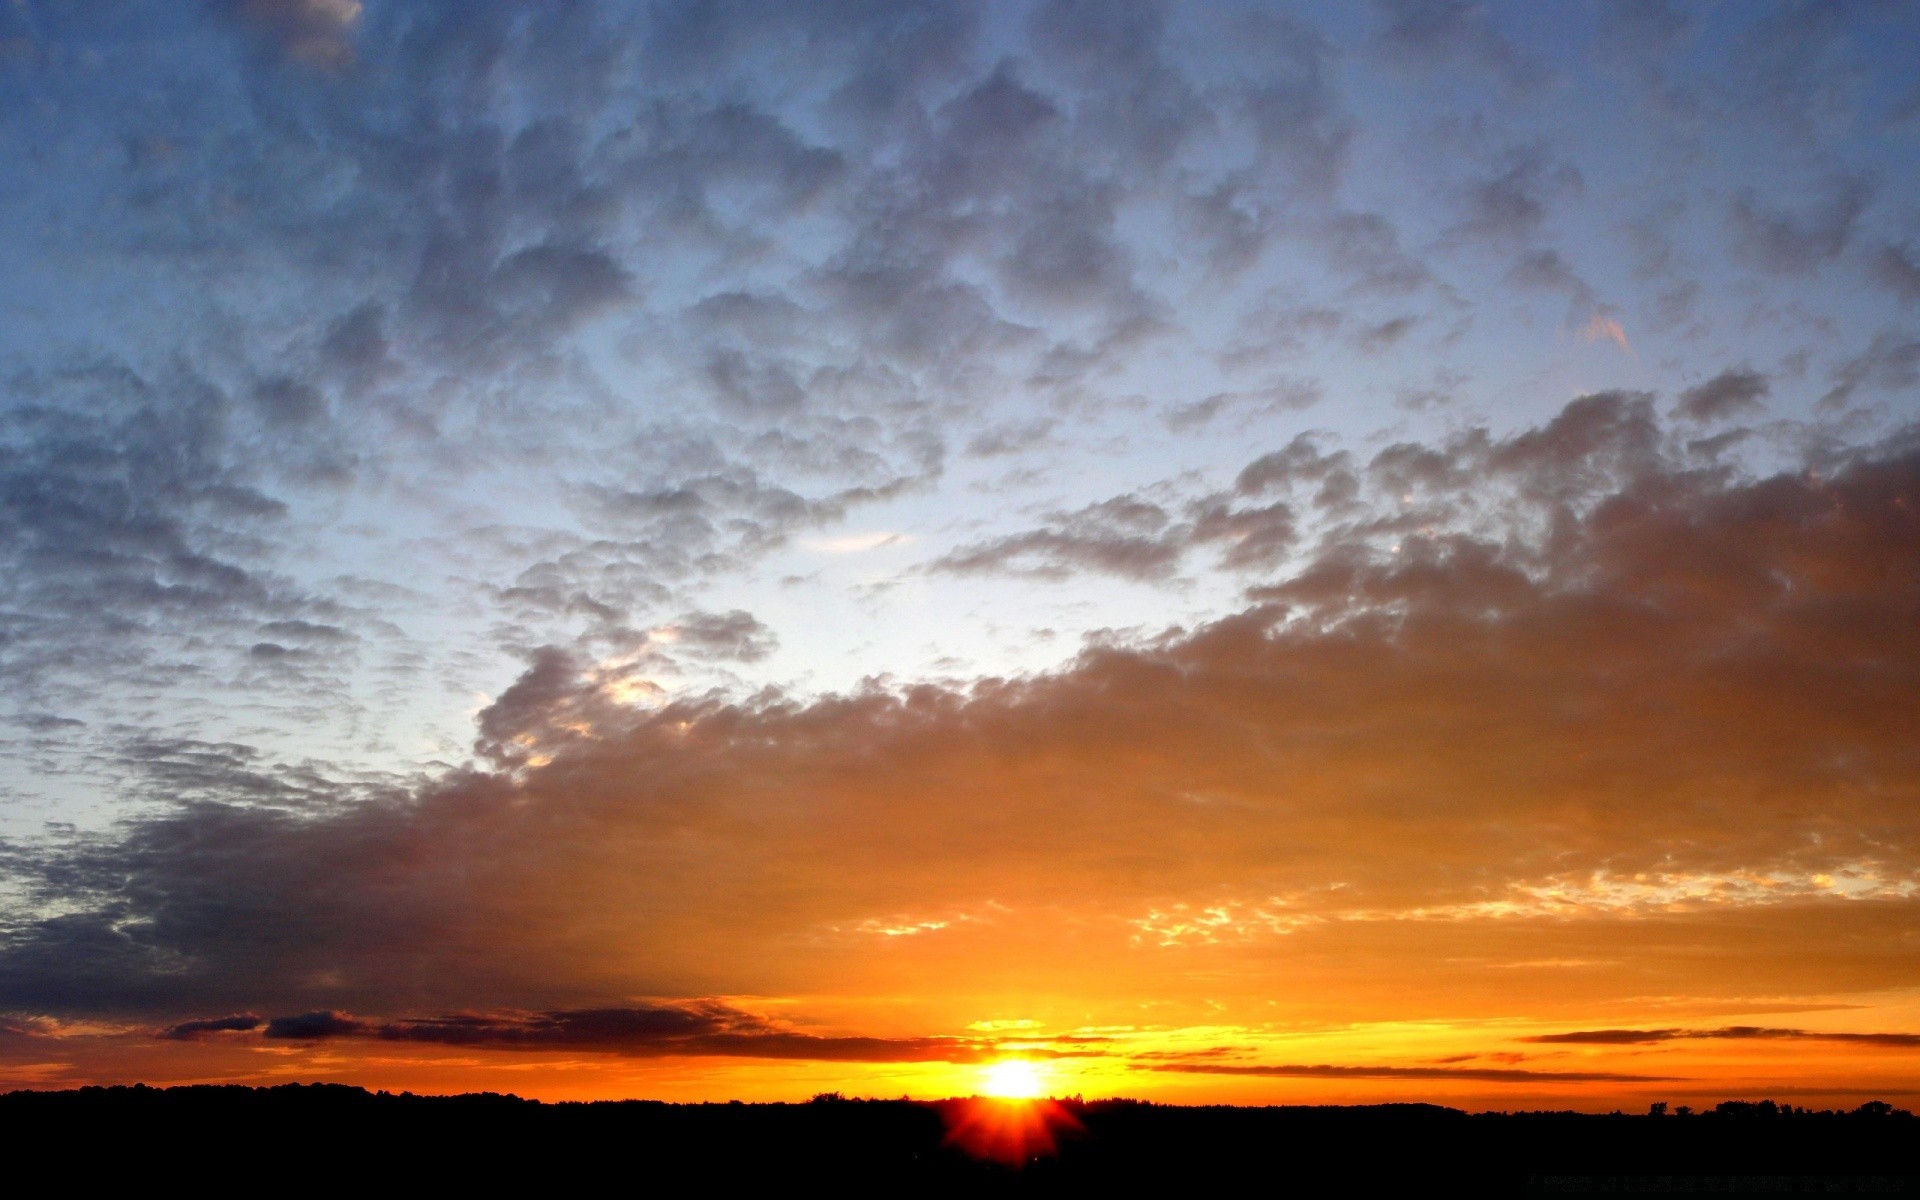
[1233,11,1354,200]
[0,363,340,711]
[1821,332,1920,410]
[16,714,87,733]
[1722,2,1914,129]
[250,378,328,429]
[702,348,807,416]
[1675,368,1770,422]
[931,496,1181,582]
[319,303,392,380]
[258,620,355,644]
[160,1013,262,1040]
[1355,315,1417,354]
[1224,301,1347,367]
[1728,176,1873,275]
[661,610,777,663]
[1317,212,1432,297]
[1165,379,1324,433]
[1372,0,1548,93]
[1593,0,1692,57]
[1506,248,1590,299]
[1027,0,1211,173]
[473,647,604,766]
[1872,242,1920,305]
[0,1,1390,739]
[1453,144,1583,244]
[1235,434,1356,501]
[964,419,1056,459]
[1188,500,1298,571]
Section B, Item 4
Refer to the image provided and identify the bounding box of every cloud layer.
[0,0,1917,1102]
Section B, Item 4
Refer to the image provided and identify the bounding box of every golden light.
[979,1058,1047,1099]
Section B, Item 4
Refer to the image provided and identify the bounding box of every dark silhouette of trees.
[0,1084,1910,1194]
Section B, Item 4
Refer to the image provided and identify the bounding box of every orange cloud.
[1578,312,1632,352]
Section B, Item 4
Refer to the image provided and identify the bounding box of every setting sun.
[979,1059,1047,1100]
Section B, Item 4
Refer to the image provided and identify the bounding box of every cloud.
[1526,1027,1920,1049]
[215,0,362,69]
[1147,1062,1674,1083]
[1674,368,1769,422]
[655,610,778,663]
[0,398,1915,1029]
[929,496,1183,582]
[1728,176,1874,275]
[1165,380,1324,432]
[3,7,1920,1085]
[264,1011,372,1040]
[1452,145,1583,244]
[372,1002,996,1063]
[1371,0,1547,93]
[160,1014,262,1040]
[1577,314,1631,354]
[1872,243,1920,305]
[1822,333,1920,410]
[163,999,1090,1063]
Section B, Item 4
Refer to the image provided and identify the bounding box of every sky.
[0,0,1917,1110]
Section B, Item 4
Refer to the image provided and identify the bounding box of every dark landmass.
[5,1085,1914,1196]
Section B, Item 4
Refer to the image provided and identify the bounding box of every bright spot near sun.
[980,1059,1047,1099]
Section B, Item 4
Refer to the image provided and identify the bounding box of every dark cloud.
[163,999,1058,1063]
[1187,499,1298,571]
[0,362,335,717]
[1355,315,1418,354]
[1372,0,1548,93]
[1728,176,1873,275]
[1675,368,1770,422]
[1452,144,1583,244]
[1234,434,1357,504]
[1026,0,1211,174]
[160,1013,262,1040]
[1316,212,1432,297]
[264,1010,372,1040]
[372,1002,994,1063]
[1527,1027,1920,1049]
[1147,1062,1673,1083]
[1871,243,1920,306]
[249,378,328,430]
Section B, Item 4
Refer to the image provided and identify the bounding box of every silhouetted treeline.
[3,1084,1913,1196]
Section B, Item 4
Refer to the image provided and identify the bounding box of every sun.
[979,1058,1047,1100]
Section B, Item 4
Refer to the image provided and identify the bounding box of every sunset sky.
[1,0,1918,1111]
